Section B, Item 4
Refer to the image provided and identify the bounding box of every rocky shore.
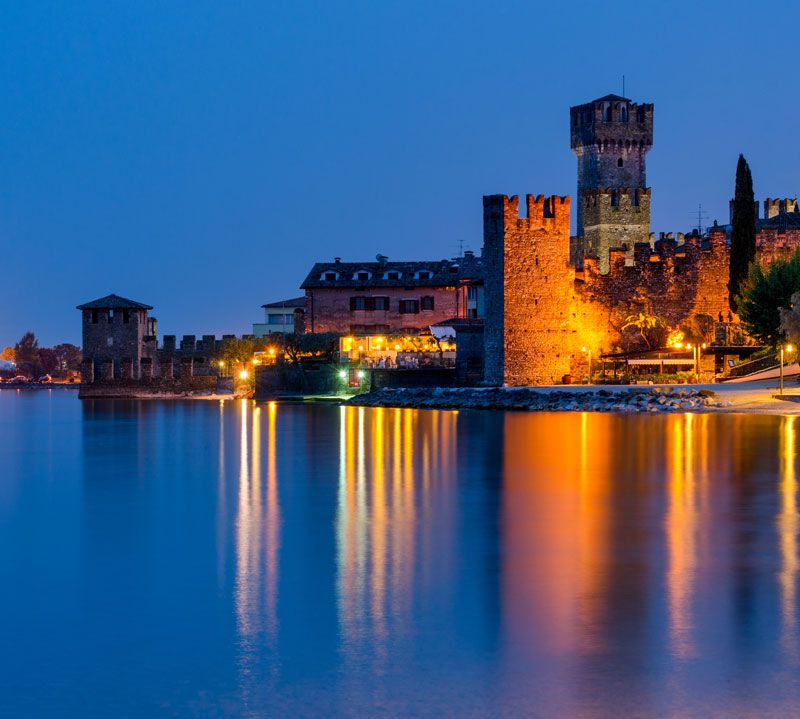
[348,386,724,413]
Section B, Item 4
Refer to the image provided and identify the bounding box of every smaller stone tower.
[570,94,653,272]
[76,294,154,382]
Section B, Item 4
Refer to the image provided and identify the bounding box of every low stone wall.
[348,386,722,413]
[79,376,217,398]
[369,368,456,390]
[255,363,347,399]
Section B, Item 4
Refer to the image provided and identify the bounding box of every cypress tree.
[728,154,757,313]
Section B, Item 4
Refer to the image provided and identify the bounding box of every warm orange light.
[218,360,225,367]
[394,344,401,351]
[358,345,364,351]
[239,370,249,380]
[268,347,276,356]
[685,343,693,350]
[788,344,795,353]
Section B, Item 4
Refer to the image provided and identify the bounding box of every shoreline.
[346,380,800,414]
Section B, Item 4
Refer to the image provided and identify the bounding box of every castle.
[484,93,798,386]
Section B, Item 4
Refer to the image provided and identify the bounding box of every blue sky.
[2,0,798,344]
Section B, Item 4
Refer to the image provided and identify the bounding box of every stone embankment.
[348,386,723,412]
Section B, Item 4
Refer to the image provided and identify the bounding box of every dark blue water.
[1,391,799,718]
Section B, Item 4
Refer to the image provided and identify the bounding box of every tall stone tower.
[483,193,574,386]
[570,94,653,273]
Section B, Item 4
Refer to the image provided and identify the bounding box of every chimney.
[334,257,341,264]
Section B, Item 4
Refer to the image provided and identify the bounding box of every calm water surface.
[1,391,799,718]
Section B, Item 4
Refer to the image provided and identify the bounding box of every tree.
[14,332,42,377]
[0,347,14,362]
[680,313,717,346]
[728,154,757,313]
[285,333,339,364]
[779,291,800,344]
[738,248,800,345]
[216,337,256,370]
[621,312,668,349]
[52,343,82,373]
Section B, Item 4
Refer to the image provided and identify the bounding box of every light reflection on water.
[1,393,800,717]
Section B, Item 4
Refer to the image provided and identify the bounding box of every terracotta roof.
[301,257,483,290]
[76,294,153,310]
[261,296,308,309]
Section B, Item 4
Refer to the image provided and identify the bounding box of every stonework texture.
[484,194,574,386]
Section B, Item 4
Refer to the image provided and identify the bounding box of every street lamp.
[581,346,592,384]
[780,343,795,395]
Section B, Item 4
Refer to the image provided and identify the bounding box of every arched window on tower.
[611,190,619,207]
[604,103,612,122]
[618,157,624,167]
[620,105,628,122]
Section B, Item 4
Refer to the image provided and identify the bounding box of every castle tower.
[483,193,575,386]
[570,94,653,272]
[76,294,154,383]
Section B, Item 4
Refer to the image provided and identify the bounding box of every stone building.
[77,293,248,397]
[483,92,797,387]
[299,255,483,334]
[571,94,653,272]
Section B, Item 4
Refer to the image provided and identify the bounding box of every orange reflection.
[665,413,708,660]
[336,406,457,652]
[502,412,612,656]
[234,400,281,660]
[779,415,798,661]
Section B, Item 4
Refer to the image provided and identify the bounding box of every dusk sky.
[3,0,799,345]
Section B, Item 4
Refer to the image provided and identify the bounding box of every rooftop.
[301,256,483,290]
[261,296,308,309]
[76,293,153,311]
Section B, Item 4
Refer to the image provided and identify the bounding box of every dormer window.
[321,271,339,281]
[415,270,432,280]
[353,270,371,281]
[384,271,401,280]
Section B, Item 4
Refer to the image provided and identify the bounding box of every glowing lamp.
[788,344,795,353]
[239,370,249,380]
[338,370,347,380]
[357,370,365,380]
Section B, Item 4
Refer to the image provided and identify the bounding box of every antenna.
[622,74,625,97]
[453,238,466,257]
[690,203,710,235]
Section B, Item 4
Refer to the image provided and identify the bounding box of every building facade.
[253,296,307,338]
[300,255,483,335]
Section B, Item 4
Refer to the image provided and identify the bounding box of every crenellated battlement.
[764,197,798,218]
[483,194,571,226]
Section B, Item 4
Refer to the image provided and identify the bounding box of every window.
[106,336,113,347]
[468,308,478,319]
[373,296,389,311]
[399,299,420,314]
[611,190,619,207]
[414,270,432,280]
[420,296,435,311]
[384,271,401,280]
[620,105,628,122]
[352,270,371,281]
[123,309,130,324]
[91,310,99,324]
[268,314,287,324]
[321,271,338,281]
[604,103,612,122]
[617,158,623,167]
[108,310,114,324]
[467,286,478,300]
[350,297,368,311]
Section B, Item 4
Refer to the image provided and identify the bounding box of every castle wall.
[484,194,575,386]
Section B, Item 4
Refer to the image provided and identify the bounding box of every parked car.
[8,376,28,384]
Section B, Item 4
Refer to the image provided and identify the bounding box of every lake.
[1,390,799,718]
